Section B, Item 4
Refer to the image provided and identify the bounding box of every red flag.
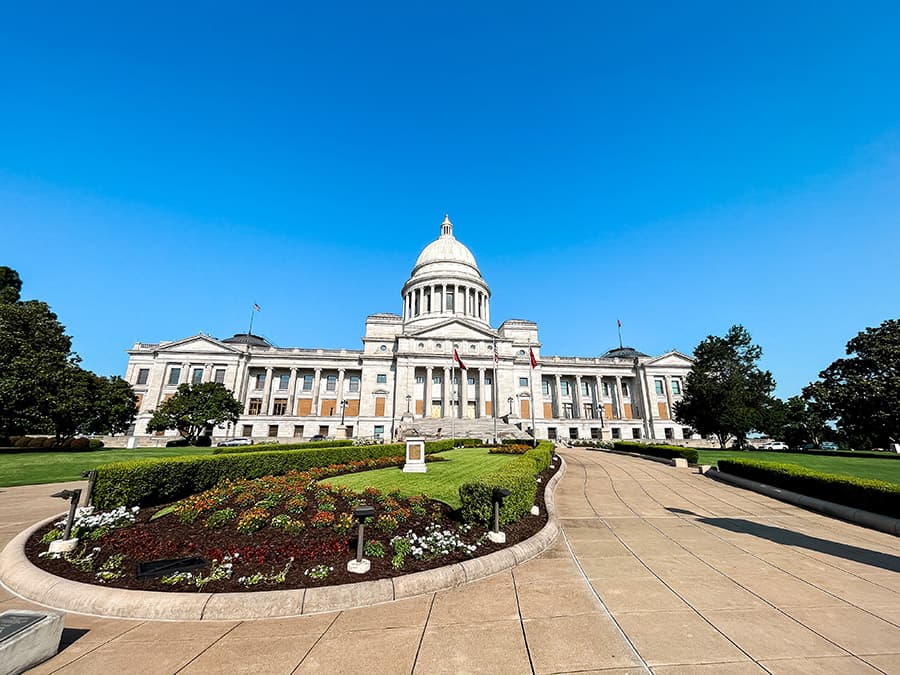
[253,303,261,311]
[453,348,467,370]
[529,347,537,368]
[617,319,621,328]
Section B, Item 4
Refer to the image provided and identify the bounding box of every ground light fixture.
[488,487,511,543]
[347,504,375,574]
[48,488,82,553]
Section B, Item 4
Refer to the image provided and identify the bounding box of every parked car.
[309,434,328,442]
[758,441,789,450]
[216,437,254,447]
[820,441,839,451]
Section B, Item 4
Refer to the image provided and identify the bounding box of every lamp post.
[340,399,348,426]
[406,394,411,414]
[507,397,514,416]
[48,488,82,553]
[347,504,375,573]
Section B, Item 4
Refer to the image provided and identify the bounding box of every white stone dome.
[410,215,482,280]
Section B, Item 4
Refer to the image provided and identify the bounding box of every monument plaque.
[0,610,64,675]
[0,613,42,642]
[403,437,427,473]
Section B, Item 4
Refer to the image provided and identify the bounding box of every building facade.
[124,216,693,444]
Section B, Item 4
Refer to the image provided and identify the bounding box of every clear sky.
[1,2,897,398]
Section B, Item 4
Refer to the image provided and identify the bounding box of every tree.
[0,267,22,304]
[146,382,242,444]
[804,319,900,449]
[674,325,776,448]
[44,368,138,443]
[0,299,76,435]
[762,395,829,449]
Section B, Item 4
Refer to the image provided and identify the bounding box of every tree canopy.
[674,325,776,448]
[804,318,900,449]
[145,382,243,444]
[0,266,22,304]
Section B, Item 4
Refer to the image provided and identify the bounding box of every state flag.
[529,347,538,368]
[453,348,467,370]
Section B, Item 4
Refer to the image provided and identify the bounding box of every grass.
[324,447,516,509]
[696,449,900,486]
[0,447,217,488]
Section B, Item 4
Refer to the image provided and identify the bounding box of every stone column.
[595,375,604,424]
[476,367,484,416]
[460,367,468,418]
[336,368,346,416]
[425,366,433,418]
[614,376,624,419]
[574,374,583,419]
[664,374,674,421]
[442,366,451,416]
[287,367,298,418]
[264,367,274,415]
[311,368,322,417]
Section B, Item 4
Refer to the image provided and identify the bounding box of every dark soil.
[25,459,559,593]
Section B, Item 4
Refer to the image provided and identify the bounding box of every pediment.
[155,334,241,355]
[644,350,694,367]
[406,319,500,342]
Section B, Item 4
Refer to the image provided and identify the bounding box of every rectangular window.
[569,427,579,440]
[134,394,143,411]
[583,404,594,419]
[293,425,304,438]
[519,377,528,387]
[484,377,492,385]
[278,374,290,390]
[168,367,181,385]
[374,424,384,439]
[192,368,204,385]
[581,381,589,396]
[377,374,387,384]
[467,377,475,385]
[255,373,266,390]
[664,427,674,440]
[560,380,570,396]
[214,368,226,384]
[446,292,454,310]
[136,368,150,385]
[433,376,442,384]
[682,427,693,439]
[268,425,279,437]
[248,398,262,415]
[602,382,610,397]
[655,380,665,396]
[541,380,550,395]
[273,399,288,416]
[621,382,630,397]
[302,374,313,391]
[242,424,253,437]
[590,427,601,439]
[612,427,621,439]
[562,403,573,419]
[318,425,329,436]
[326,375,337,391]
[349,376,360,392]
[547,427,557,440]
[632,428,641,439]
[671,379,681,395]
[415,375,424,384]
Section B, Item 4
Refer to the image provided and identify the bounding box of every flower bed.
[26,456,560,592]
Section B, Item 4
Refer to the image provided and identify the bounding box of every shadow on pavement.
[677,511,900,573]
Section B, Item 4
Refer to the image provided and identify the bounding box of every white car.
[216,437,254,447]
[758,441,788,450]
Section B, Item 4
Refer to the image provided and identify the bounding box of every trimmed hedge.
[613,441,698,465]
[459,440,553,526]
[718,459,900,519]
[212,439,354,455]
[92,439,481,509]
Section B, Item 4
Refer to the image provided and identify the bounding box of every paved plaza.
[2,448,899,674]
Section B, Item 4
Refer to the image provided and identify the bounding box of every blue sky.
[1,2,897,398]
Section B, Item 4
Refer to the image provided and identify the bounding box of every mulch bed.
[25,459,559,593]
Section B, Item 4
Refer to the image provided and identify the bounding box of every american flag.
[253,303,261,311]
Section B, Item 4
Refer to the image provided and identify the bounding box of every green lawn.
[0,447,216,488]
[695,449,900,485]
[324,447,515,509]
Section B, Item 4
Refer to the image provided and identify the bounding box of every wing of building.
[124,215,693,445]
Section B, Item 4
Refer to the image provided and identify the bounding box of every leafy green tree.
[804,319,900,449]
[146,382,242,444]
[0,299,76,435]
[44,368,138,443]
[0,267,22,304]
[762,396,829,449]
[674,325,776,448]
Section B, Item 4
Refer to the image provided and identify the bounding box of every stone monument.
[403,437,426,473]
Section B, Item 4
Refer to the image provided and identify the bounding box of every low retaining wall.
[0,458,566,621]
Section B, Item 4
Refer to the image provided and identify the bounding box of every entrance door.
[466,402,476,419]
[431,402,442,418]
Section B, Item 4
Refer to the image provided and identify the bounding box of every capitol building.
[124,216,693,445]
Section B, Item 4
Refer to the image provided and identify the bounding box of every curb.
[0,457,566,621]
[708,469,900,536]
[591,447,689,468]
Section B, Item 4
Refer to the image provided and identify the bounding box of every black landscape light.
[51,489,82,540]
[491,487,511,540]
[80,469,98,507]
[340,399,348,425]
[349,504,375,572]
[406,394,412,413]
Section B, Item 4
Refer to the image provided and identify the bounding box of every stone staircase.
[398,416,532,442]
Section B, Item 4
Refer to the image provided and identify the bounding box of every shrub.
[92,442,441,509]
[213,439,354,455]
[193,436,212,447]
[459,441,553,526]
[88,438,104,449]
[612,441,698,465]
[14,437,30,448]
[489,444,531,455]
[718,459,900,519]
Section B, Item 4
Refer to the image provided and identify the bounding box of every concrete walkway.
[2,448,898,674]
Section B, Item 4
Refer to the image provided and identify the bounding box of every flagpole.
[492,340,498,444]
[529,369,537,447]
[248,307,256,336]
[617,320,623,349]
[450,363,455,446]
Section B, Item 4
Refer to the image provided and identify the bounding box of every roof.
[222,333,272,348]
[601,346,649,359]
